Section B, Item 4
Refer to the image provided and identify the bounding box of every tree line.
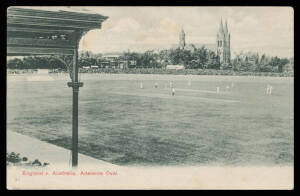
[7,46,293,73]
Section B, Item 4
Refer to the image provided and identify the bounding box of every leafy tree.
[157,50,170,68]
[7,48,292,73]
[278,58,289,72]
[123,52,140,68]
[139,50,158,68]
[169,48,193,68]
[7,58,23,69]
[192,47,208,69]
[206,51,220,69]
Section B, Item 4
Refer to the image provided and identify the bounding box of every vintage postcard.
[6,6,294,189]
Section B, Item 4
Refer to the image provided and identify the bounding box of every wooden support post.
[68,33,83,168]
[72,46,79,168]
[67,32,84,168]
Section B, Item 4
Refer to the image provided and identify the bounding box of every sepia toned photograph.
[6,6,294,189]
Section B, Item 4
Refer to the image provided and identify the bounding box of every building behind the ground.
[178,19,231,65]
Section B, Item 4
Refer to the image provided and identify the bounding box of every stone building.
[178,19,231,64]
[216,19,231,64]
[179,28,186,50]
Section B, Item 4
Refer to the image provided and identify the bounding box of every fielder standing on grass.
[140,81,143,89]
[226,85,230,91]
[172,87,175,96]
[266,84,273,95]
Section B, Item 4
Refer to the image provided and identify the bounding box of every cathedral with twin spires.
[179,19,231,64]
[217,19,231,64]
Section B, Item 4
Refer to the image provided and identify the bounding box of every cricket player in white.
[266,84,273,95]
[226,85,230,91]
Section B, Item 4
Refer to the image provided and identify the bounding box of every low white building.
[37,69,49,74]
[166,65,185,70]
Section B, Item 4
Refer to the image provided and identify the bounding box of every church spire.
[219,18,224,34]
[224,20,228,34]
[180,28,185,36]
[216,17,231,64]
[179,27,186,49]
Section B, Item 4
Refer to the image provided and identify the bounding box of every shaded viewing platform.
[7,6,108,168]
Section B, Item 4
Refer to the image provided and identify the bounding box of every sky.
[22,6,294,58]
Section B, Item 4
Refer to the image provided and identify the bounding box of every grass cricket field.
[7,74,294,166]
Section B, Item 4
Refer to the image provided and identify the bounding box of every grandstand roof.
[7,6,108,56]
